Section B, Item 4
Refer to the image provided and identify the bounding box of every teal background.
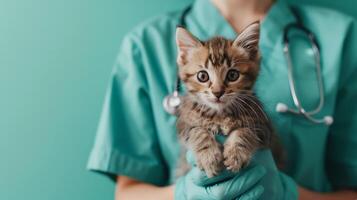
[0,0,355,199]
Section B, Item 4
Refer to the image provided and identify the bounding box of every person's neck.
[211,0,275,33]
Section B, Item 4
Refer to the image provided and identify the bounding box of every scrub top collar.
[260,0,297,57]
[188,0,297,55]
[188,0,236,40]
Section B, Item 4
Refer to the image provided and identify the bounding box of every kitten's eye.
[226,69,240,82]
[197,70,209,82]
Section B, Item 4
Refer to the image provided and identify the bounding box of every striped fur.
[175,22,282,177]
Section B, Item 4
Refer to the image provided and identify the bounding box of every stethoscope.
[162,6,191,116]
[163,5,334,126]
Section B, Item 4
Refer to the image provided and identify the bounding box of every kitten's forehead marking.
[205,37,232,69]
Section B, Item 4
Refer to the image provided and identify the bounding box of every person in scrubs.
[87,0,357,199]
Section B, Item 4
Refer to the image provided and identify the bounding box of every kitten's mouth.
[211,98,224,104]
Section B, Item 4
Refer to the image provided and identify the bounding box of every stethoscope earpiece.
[323,116,333,125]
[276,102,334,126]
[276,103,289,113]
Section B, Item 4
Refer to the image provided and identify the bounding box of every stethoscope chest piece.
[163,91,181,115]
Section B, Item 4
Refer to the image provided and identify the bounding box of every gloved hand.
[175,148,298,200]
[247,149,298,200]
[175,163,266,200]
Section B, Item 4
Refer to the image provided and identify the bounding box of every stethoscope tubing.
[283,29,325,116]
[281,21,333,125]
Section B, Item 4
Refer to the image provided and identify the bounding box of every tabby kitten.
[175,22,275,177]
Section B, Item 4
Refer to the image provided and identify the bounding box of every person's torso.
[127,0,355,191]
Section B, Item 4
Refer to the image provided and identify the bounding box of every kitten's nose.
[212,91,224,99]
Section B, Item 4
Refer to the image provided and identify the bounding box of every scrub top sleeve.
[87,34,168,186]
[326,20,357,189]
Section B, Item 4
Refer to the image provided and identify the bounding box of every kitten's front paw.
[223,144,252,172]
[196,145,223,178]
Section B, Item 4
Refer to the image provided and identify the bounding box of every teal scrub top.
[87,0,357,192]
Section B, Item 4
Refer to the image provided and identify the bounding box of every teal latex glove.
[175,163,266,200]
[248,149,298,200]
[175,147,298,200]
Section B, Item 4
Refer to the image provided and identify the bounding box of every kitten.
[175,22,279,177]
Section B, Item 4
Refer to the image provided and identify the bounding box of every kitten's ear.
[176,27,202,66]
[232,22,260,57]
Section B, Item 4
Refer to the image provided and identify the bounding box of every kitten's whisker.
[239,94,269,121]
[239,98,265,123]
[236,97,261,121]
[233,98,254,128]
[235,98,257,128]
